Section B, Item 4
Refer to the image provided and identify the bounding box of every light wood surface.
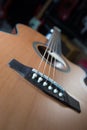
[0,24,87,130]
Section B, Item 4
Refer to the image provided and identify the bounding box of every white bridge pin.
[32,73,37,79]
[43,81,48,86]
[48,86,53,90]
[53,89,58,94]
[37,77,43,83]
[59,92,63,97]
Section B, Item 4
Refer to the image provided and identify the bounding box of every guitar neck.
[47,27,62,56]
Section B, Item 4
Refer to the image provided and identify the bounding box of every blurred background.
[0,0,87,74]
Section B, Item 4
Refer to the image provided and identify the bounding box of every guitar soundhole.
[38,46,55,64]
[84,77,87,86]
[36,44,70,72]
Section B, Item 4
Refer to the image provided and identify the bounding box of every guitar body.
[0,24,87,130]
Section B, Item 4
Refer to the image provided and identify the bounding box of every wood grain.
[0,24,87,130]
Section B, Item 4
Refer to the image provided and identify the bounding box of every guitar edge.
[0,24,87,130]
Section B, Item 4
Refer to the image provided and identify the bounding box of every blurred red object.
[0,0,11,19]
[79,59,87,69]
[57,0,79,21]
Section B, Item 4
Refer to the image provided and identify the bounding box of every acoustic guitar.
[0,24,87,130]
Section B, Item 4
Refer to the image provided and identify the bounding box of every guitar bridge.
[9,59,81,113]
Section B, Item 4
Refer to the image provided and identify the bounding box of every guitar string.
[47,52,53,81]
[56,28,62,84]
[42,29,58,84]
[39,31,56,80]
[37,32,54,72]
[47,35,56,79]
[36,27,61,86]
[43,31,56,79]
[48,28,62,86]
[51,29,58,83]
[38,27,63,91]
[57,28,62,56]
[55,29,63,85]
[42,37,54,75]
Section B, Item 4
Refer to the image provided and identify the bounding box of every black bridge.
[9,59,81,113]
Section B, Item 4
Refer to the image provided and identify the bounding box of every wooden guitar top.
[0,24,87,130]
